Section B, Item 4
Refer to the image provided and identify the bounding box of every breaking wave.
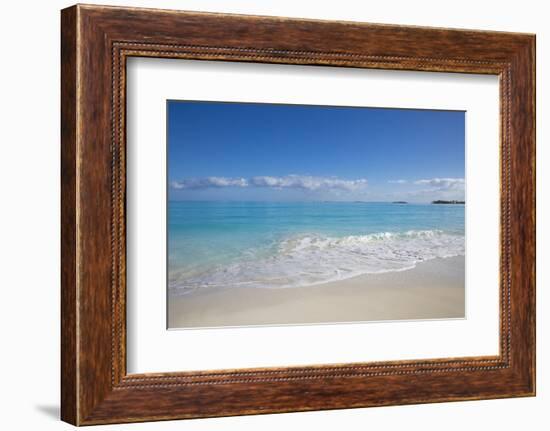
[169,230,464,294]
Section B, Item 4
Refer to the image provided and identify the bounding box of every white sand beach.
[168,255,465,329]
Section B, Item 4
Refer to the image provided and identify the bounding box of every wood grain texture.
[60,4,535,425]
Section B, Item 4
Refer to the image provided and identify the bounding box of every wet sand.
[168,255,465,329]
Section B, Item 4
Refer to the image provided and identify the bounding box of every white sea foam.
[169,230,464,294]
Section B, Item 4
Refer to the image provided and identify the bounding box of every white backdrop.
[0,0,546,430]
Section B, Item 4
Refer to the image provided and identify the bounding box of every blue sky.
[168,100,465,202]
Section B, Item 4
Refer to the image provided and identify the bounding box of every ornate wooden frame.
[61,4,535,425]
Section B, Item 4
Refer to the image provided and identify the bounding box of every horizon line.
[167,199,463,204]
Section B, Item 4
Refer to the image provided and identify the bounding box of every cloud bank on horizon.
[171,174,369,192]
[170,174,465,202]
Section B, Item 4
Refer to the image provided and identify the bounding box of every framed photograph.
[164,101,467,329]
[61,4,535,425]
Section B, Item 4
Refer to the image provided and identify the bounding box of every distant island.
[392,201,408,204]
[432,200,465,204]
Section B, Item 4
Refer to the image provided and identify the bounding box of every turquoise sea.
[168,201,465,294]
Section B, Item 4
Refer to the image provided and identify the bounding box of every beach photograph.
[167,101,465,328]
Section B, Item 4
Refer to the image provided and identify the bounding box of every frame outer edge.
[526,35,536,396]
[531,34,536,396]
[61,5,79,426]
[523,34,536,395]
[506,35,536,396]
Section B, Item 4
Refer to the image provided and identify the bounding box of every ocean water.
[168,201,465,295]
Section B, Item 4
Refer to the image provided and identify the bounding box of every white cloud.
[392,177,465,202]
[171,175,368,191]
[250,175,367,191]
[388,179,407,184]
[171,177,248,190]
[414,178,465,190]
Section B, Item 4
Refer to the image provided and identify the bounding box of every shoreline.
[168,255,465,329]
